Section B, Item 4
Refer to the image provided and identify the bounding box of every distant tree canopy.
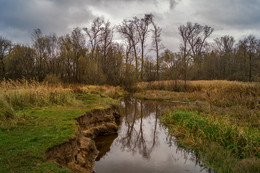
[1,15,260,88]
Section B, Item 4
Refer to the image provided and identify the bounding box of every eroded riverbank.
[46,106,120,173]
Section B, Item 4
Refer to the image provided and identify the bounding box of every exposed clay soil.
[46,106,120,173]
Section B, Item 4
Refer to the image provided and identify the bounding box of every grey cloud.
[189,0,260,29]
[0,0,94,43]
[0,0,178,43]
[0,0,259,51]
[159,0,260,50]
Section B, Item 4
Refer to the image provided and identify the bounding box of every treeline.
[0,14,260,88]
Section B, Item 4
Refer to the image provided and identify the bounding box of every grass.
[135,80,260,173]
[134,80,260,128]
[0,80,121,173]
[136,80,260,93]
[161,111,259,158]
[161,111,260,173]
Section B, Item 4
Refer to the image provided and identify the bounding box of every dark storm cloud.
[0,0,177,43]
[0,0,94,43]
[0,0,259,50]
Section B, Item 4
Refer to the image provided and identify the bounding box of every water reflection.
[95,134,118,161]
[94,98,215,173]
[117,98,162,159]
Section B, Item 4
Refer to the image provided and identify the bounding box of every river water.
[94,98,215,173]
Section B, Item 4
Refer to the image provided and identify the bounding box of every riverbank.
[0,80,123,172]
[134,80,260,173]
[94,98,214,173]
[46,107,120,173]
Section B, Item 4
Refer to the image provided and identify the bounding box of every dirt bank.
[46,106,120,173]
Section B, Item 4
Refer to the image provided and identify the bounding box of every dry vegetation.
[0,79,123,172]
[0,80,73,129]
[135,80,260,127]
[136,80,260,93]
[76,85,124,99]
[135,80,260,173]
[0,80,124,128]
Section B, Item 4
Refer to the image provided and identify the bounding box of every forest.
[1,14,260,87]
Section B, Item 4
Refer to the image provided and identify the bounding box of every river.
[94,98,215,173]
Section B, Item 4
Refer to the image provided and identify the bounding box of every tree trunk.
[156,41,159,80]
[249,53,252,82]
[141,43,144,80]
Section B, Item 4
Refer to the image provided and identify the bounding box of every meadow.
[135,80,260,173]
[0,79,122,172]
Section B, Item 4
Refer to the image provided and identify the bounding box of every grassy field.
[1,79,259,172]
[136,80,260,93]
[0,80,122,173]
[135,80,260,173]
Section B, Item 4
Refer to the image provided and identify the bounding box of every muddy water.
[94,98,215,173]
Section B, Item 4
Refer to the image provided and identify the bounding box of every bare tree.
[178,22,214,88]
[178,24,191,90]
[162,49,180,90]
[32,28,48,80]
[151,19,163,80]
[215,35,235,78]
[83,17,104,60]
[118,19,139,78]
[215,36,235,53]
[124,38,133,75]
[100,20,113,74]
[58,34,74,81]
[246,35,258,82]
[0,37,12,80]
[71,27,86,81]
[135,14,152,80]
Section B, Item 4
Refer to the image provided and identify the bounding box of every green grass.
[0,92,118,173]
[161,110,260,173]
[135,80,260,172]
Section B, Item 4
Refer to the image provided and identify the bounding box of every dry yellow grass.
[136,80,260,94]
[0,80,124,109]
[74,85,124,98]
[0,79,77,128]
[135,80,260,128]
[0,79,124,129]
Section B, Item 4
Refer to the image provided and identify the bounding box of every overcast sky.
[0,0,260,51]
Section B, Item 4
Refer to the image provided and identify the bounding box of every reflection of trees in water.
[116,98,159,159]
[116,98,216,173]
